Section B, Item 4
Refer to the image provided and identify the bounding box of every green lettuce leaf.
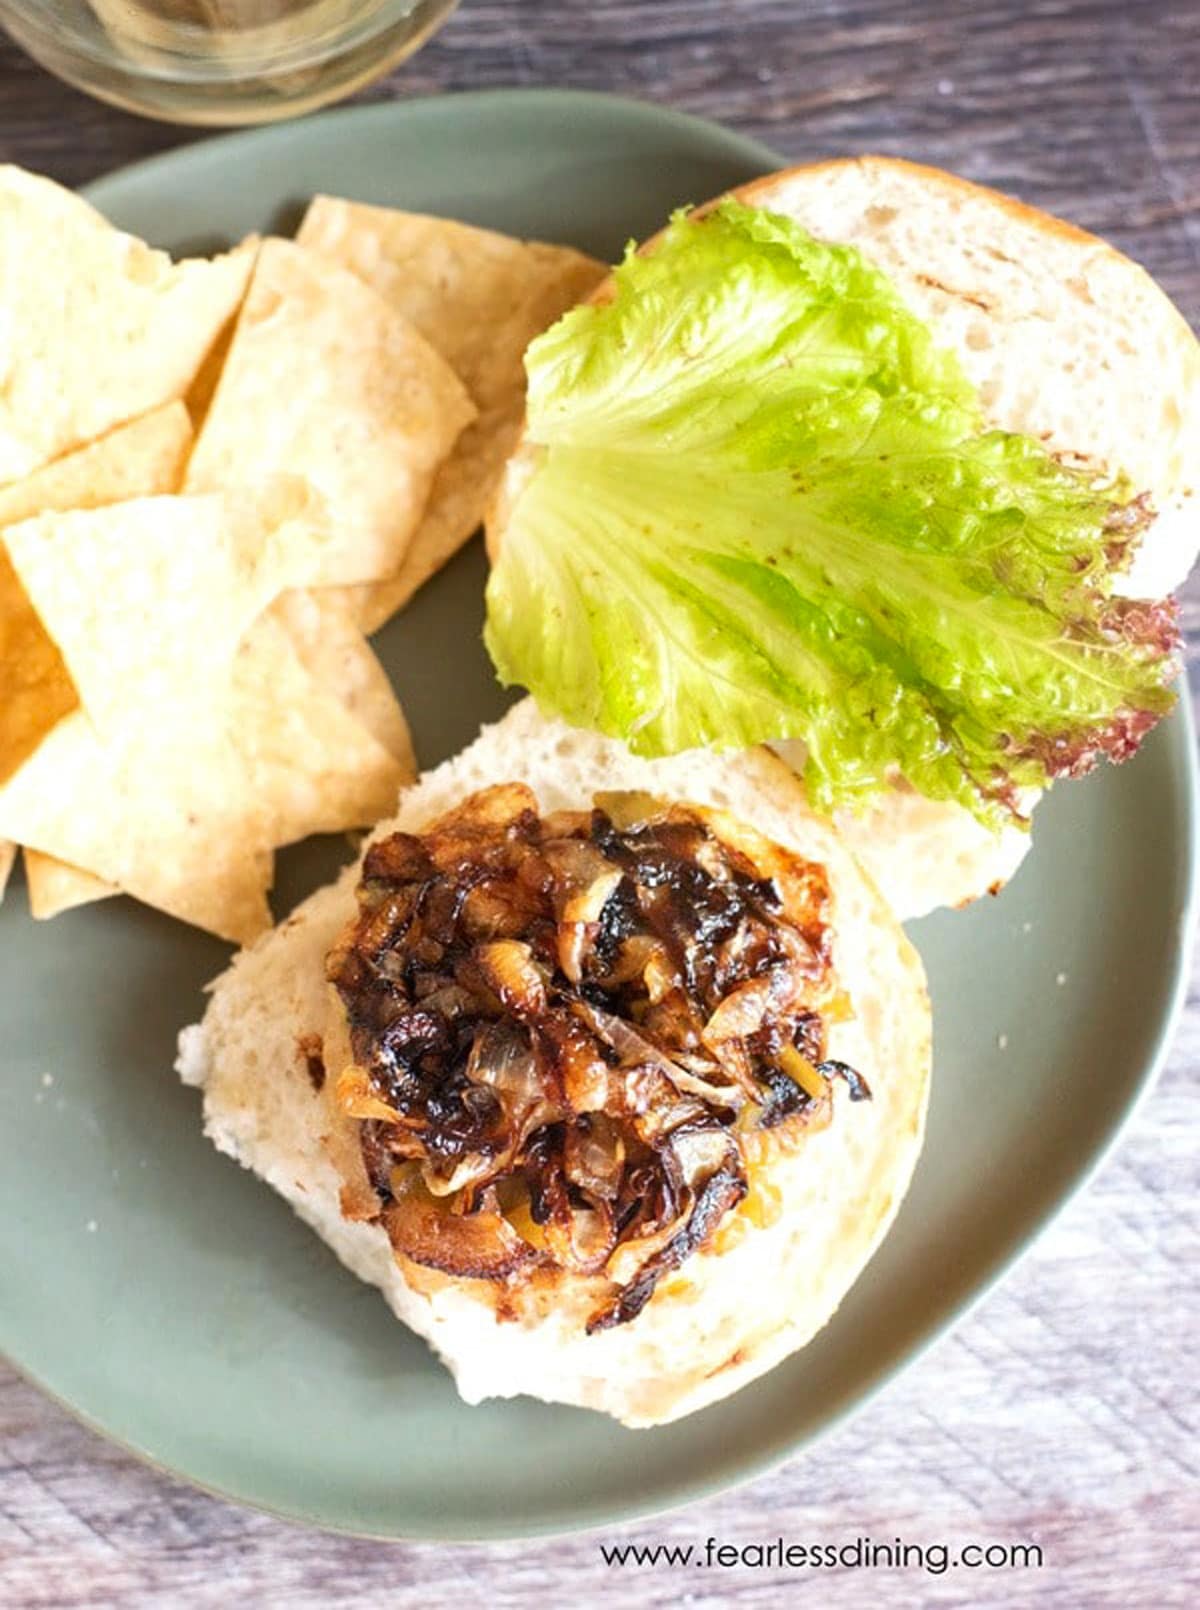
[484,201,1177,825]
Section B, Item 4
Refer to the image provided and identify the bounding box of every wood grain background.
[1,2,1197,1605]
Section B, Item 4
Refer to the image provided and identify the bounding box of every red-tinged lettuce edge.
[487,201,1183,825]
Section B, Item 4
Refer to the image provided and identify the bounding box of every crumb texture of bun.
[179,698,931,1427]
[770,742,1033,921]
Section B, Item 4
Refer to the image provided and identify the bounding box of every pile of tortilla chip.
[0,165,604,941]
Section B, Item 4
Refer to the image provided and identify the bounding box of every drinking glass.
[0,0,460,125]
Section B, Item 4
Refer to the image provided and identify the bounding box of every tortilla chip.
[0,708,273,942]
[0,402,193,530]
[0,547,77,786]
[184,316,236,430]
[0,167,254,486]
[0,401,195,909]
[185,238,476,588]
[297,199,605,629]
[229,612,407,849]
[0,839,14,902]
[24,849,117,919]
[270,588,415,773]
[2,491,333,738]
[0,608,406,940]
[0,487,365,938]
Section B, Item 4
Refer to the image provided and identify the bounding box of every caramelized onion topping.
[326,784,870,1329]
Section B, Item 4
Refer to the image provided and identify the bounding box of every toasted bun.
[178,698,930,1427]
[489,157,1200,920]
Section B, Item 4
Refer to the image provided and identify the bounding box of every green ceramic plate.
[1,91,1196,1542]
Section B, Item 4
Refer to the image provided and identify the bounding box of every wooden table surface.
[1,3,1197,1605]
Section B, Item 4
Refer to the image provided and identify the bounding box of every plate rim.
[80,84,782,217]
[2,86,1196,1542]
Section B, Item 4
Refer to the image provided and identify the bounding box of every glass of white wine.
[0,0,460,125]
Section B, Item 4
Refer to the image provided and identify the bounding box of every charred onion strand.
[326,785,870,1329]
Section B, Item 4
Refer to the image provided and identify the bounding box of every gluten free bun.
[178,698,931,1427]
[489,158,1200,920]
